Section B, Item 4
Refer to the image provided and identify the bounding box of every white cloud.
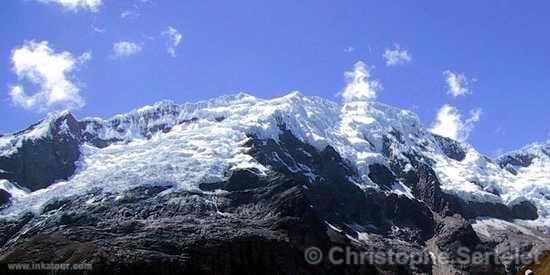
[8,41,87,111]
[383,44,411,66]
[92,25,105,33]
[430,104,482,142]
[120,10,139,19]
[161,27,183,57]
[37,0,102,12]
[339,61,382,102]
[112,41,142,58]
[78,51,92,64]
[444,70,470,97]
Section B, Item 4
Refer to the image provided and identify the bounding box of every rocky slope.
[0,93,548,274]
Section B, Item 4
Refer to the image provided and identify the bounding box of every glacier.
[0,92,549,230]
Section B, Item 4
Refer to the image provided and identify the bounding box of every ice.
[0,92,549,229]
[0,180,29,199]
[0,111,67,157]
[425,140,550,228]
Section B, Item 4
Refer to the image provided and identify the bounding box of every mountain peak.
[0,110,77,156]
[1,92,550,231]
[1,92,550,273]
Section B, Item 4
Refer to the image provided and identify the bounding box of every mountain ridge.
[0,92,548,224]
[0,92,548,274]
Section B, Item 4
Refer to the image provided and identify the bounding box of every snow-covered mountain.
[0,92,548,274]
[1,92,548,224]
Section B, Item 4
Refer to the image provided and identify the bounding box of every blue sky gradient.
[1,0,550,156]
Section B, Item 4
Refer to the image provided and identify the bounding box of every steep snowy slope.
[497,142,550,219]
[0,111,70,157]
[2,92,550,275]
[0,92,548,230]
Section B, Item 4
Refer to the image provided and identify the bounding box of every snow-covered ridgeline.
[81,100,182,141]
[0,111,71,157]
[0,92,549,228]
[1,92,428,218]
[423,139,550,227]
[498,142,550,218]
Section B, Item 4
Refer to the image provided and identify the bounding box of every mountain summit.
[0,93,548,274]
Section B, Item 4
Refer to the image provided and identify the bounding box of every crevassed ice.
[0,92,549,229]
[432,141,550,228]
[1,115,267,219]
[1,92,424,218]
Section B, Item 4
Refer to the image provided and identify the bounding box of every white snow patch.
[325,221,343,233]
[0,180,29,199]
[0,111,68,157]
[426,140,550,228]
[391,181,415,199]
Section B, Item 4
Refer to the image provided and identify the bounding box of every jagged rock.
[442,195,539,221]
[223,169,264,191]
[0,213,33,247]
[511,201,539,220]
[408,162,446,212]
[430,215,506,274]
[0,175,385,275]
[79,119,123,148]
[384,193,435,241]
[0,113,82,191]
[432,134,467,162]
[368,164,396,190]
[497,153,536,169]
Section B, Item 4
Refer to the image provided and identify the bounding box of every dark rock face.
[383,193,435,242]
[0,190,10,208]
[0,113,82,191]
[441,195,539,221]
[429,216,506,275]
[221,169,264,191]
[432,134,466,162]
[0,175,384,275]
[497,153,536,169]
[246,127,436,243]
[511,201,539,220]
[408,162,446,213]
[368,164,396,190]
[246,126,356,185]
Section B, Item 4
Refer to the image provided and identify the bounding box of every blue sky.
[1,0,550,156]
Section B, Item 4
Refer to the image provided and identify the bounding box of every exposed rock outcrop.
[0,113,81,191]
[433,134,467,162]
